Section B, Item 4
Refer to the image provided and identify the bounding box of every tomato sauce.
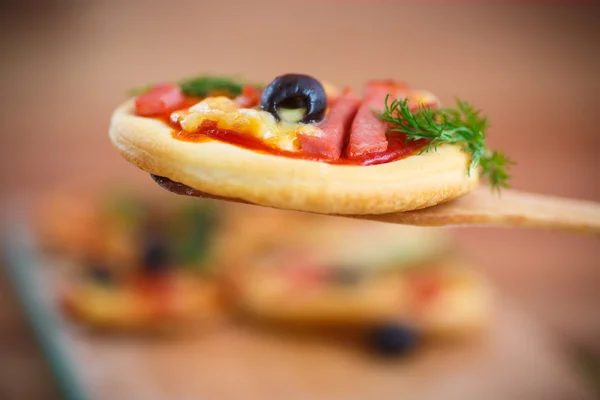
[150,97,428,167]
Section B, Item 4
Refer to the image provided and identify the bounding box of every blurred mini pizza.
[46,191,230,333]
[62,267,225,334]
[220,211,492,356]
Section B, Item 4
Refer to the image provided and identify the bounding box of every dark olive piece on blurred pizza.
[368,322,420,357]
[140,233,172,274]
[86,261,115,286]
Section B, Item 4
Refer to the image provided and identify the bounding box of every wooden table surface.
[1,255,597,400]
[61,307,595,400]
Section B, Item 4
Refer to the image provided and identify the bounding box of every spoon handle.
[152,175,600,235]
[363,188,600,235]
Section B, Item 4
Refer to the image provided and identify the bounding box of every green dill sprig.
[380,95,514,193]
[129,75,255,98]
[480,151,514,192]
[127,84,155,97]
[178,75,245,97]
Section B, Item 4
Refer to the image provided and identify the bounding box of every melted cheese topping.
[407,90,440,107]
[171,97,322,151]
[170,89,440,152]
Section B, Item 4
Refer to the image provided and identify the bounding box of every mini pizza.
[219,209,491,355]
[60,226,228,333]
[110,74,511,215]
[62,267,225,334]
[234,259,490,345]
[44,190,230,333]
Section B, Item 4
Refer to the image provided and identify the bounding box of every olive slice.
[329,266,362,286]
[86,262,114,286]
[367,323,420,357]
[141,232,172,274]
[260,74,327,124]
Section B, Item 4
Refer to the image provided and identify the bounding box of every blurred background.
[0,1,599,399]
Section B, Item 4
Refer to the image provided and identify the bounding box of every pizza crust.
[109,99,479,215]
[231,260,491,336]
[61,276,225,333]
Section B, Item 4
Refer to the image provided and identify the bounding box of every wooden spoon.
[151,175,600,235]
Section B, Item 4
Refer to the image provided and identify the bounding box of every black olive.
[86,262,114,286]
[329,266,362,286]
[260,74,327,124]
[141,233,171,274]
[367,323,419,357]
